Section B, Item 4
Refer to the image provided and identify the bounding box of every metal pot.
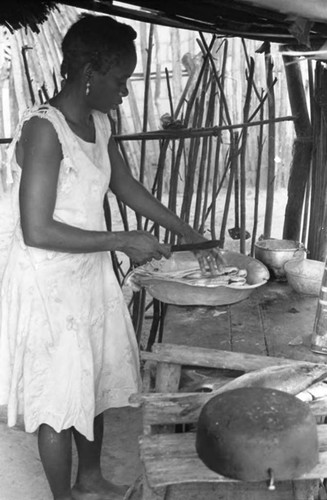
[196,387,319,484]
[254,239,306,279]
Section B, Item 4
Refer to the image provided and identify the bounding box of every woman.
[0,14,222,500]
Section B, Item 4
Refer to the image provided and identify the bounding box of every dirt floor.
[0,187,290,500]
[0,407,143,500]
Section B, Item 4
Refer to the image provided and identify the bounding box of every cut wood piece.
[143,343,306,371]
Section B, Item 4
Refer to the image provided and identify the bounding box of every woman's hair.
[61,14,137,81]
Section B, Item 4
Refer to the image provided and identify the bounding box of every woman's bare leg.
[72,413,128,499]
[38,424,73,500]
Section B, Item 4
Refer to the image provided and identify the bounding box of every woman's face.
[88,50,137,113]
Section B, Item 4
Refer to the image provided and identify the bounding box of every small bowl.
[254,239,306,279]
[284,258,325,296]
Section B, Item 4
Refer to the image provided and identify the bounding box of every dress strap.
[5,105,80,186]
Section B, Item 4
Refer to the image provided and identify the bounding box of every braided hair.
[60,14,137,82]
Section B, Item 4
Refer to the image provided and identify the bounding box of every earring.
[86,81,91,96]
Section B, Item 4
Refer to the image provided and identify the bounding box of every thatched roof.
[61,0,327,46]
[3,0,327,48]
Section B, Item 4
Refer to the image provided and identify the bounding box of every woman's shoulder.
[19,106,62,144]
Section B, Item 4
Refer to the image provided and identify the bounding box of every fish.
[198,362,327,396]
[125,264,248,289]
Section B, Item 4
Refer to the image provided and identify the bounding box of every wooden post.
[282,54,312,241]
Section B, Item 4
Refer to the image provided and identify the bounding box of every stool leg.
[158,302,168,343]
[146,299,161,351]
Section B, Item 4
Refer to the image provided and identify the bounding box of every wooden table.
[162,280,327,364]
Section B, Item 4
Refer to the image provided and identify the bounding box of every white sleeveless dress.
[0,105,141,441]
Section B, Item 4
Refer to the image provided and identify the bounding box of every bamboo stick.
[114,115,295,142]
[251,101,265,256]
[210,39,228,240]
[180,98,201,223]
[190,61,210,231]
[239,57,255,253]
[174,55,197,119]
[139,24,154,186]
[199,32,232,127]
[263,43,276,238]
[194,74,216,231]
[241,38,261,101]
[219,132,238,247]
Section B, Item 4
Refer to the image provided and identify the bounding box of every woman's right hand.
[118,230,171,265]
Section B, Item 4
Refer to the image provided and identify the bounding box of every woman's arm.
[108,136,205,243]
[18,116,169,263]
[109,136,225,271]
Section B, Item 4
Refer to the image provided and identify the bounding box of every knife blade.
[170,240,221,252]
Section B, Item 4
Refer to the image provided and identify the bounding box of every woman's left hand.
[180,228,225,274]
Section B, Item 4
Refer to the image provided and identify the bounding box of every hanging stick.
[251,99,265,256]
[220,132,238,247]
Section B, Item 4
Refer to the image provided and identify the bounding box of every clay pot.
[254,239,306,279]
[196,387,318,482]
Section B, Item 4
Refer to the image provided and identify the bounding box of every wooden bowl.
[126,250,269,306]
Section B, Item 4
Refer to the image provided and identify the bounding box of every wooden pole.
[263,43,276,238]
[282,54,312,241]
[115,116,295,142]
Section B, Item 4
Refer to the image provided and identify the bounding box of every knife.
[170,239,221,252]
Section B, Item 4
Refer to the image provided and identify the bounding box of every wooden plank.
[162,304,231,350]
[229,290,268,355]
[139,425,327,488]
[142,343,306,371]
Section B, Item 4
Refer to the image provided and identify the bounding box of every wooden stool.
[129,343,327,500]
